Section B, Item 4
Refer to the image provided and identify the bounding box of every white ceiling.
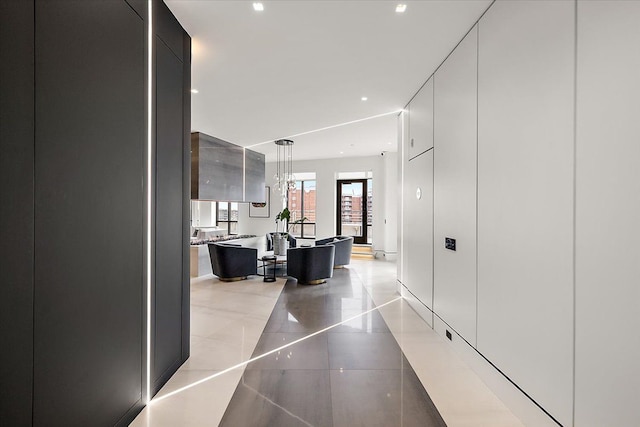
[165,0,491,161]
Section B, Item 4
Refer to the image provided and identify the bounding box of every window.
[336,172,373,244]
[217,202,238,234]
[287,179,316,238]
[190,200,216,228]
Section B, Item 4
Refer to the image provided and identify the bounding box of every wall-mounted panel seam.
[32,1,37,423]
[475,21,480,350]
[431,310,563,426]
[400,282,435,320]
[156,34,182,64]
[408,146,433,162]
[432,75,436,322]
[571,0,578,425]
[124,0,144,20]
[403,0,497,110]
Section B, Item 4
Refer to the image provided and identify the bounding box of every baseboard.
[430,315,560,427]
[399,282,433,327]
[152,356,189,398]
[376,251,397,261]
[396,281,560,427]
[190,273,214,284]
[114,397,144,427]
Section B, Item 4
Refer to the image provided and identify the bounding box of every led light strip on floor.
[151,296,402,403]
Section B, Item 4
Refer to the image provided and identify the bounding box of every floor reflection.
[220,269,447,427]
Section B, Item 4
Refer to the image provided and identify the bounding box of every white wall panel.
[575,2,640,426]
[477,1,574,425]
[408,77,434,160]
[399,111,408,283]
[404,151,434,312]
[383,152,398,256]
[433,25,478,346]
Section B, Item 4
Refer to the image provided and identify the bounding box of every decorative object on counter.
[272,208,309,256]
[190,234,257,246]
[266,232,297,252]
[273,208,291,255]
[193,226,226,240]
[249,186,270,218]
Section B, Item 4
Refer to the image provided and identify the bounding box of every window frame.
[216,201,238,235]
[287,179,317,239]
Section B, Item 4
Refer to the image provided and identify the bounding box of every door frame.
[336,179,368,244]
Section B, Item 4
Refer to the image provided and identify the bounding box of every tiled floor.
[130,259,524,427]
[219,268,446,426]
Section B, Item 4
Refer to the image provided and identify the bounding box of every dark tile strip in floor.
[219,268,447,427]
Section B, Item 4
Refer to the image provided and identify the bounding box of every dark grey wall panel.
[191,132,244,201]
[125,0,146,19]
[0,1,35,425]
[245,149,266,202]
[33,1,144,425]
[155,0,183,61]
[154,37,185,392]
[181,32,192,362]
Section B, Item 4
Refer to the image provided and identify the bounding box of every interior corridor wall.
[402,150,434,325]
[397,113,407,284]
[0,1,191,424]
[476,2,575,425]
[382,152,398,257]
[399,0,640,425]
[574,2,640,425]
[433,25,478,348]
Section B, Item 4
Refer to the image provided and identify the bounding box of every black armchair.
[315,236,353,268]
[287,245,335,285]
[207,243,257,281]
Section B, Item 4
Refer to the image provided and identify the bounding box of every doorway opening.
[336,178,372,245]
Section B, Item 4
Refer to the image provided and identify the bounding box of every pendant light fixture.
[274,139,295,206]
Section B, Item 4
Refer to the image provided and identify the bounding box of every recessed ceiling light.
[253,2,264,11]
[361,96,368,101]
[340,151,344,154]
[396,4,407,13]
[190,89,199,94]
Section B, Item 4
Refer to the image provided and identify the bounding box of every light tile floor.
[130,259,524,427]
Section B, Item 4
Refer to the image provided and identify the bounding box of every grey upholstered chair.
[286,245,335,285]
[207,243,257,281]
[315,236,353,268]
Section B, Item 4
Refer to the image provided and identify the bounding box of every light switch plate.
[445,237,456,251]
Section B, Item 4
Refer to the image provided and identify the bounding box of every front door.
[337,179,368,244]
